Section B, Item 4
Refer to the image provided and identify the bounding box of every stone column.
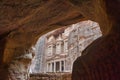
[47,63,48,72]
[59,41,62,53]
[50,63,52,72]
[57,41,62,54]
[64,60,65,72]
[60,61,62,72]
[54,62,56,72]
[64,40,68,53]
[51,44,54,55]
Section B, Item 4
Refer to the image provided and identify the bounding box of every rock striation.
[0,0,120,80]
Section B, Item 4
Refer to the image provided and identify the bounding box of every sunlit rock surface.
[0,0,120,80]
[67,20,102,72]
[30,36,46,73]
[8,48,34,80]
[30,20,102,75]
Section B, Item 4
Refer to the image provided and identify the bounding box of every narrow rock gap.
[29,20,102,80]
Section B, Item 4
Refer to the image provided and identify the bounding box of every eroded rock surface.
[0,0,120,80]
[72,26,120,80]
[0,1,84,79]
[8,48,34,80]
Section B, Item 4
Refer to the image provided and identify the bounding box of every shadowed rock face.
[0,0,120,80]
[0,34,9,80]
[72,27,120,80]
[72,0,120,80]
[0,1,86,79]
[1,0,85,64]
